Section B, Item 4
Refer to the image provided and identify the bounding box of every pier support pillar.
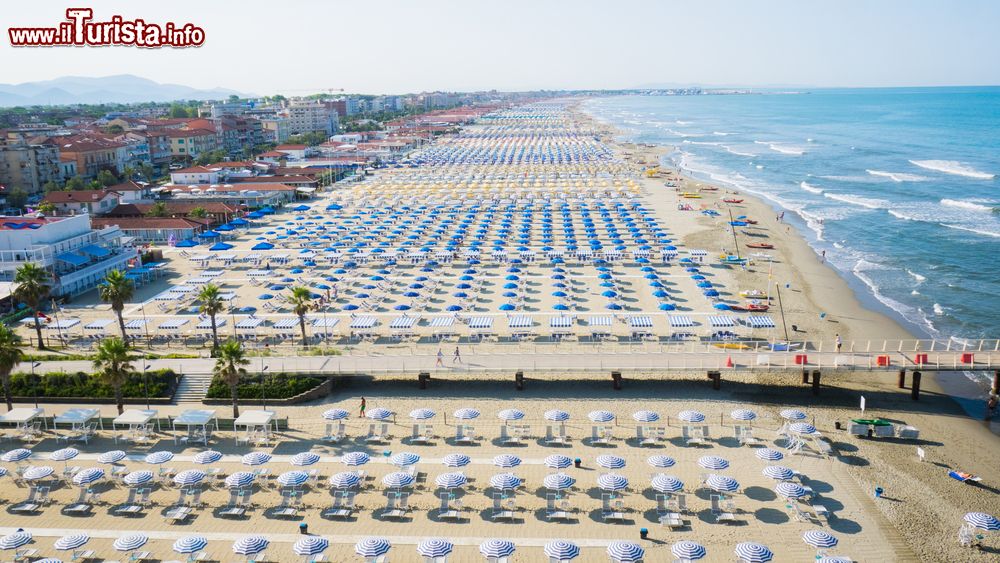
[811,370,821,395]
[611,371,622,390]
[418,372,430,390]
[911,371,921,401]
[992,370,999,395]
[515,371,524,391]
[897,368,907,389]
[801,369,809,384]
[708,370,721,391]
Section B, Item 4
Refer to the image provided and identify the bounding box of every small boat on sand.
[723,198,744,203]
[680,192,702,198]
[746,243,774,249]
[730,303,770,312]
[739,290,768,299]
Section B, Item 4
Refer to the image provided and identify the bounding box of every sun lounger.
[438,492,461,520]
[601,494,626,522]
[65,487,96,514]
[545,493,570,521]
[273,490,301,518]
[410,424,432,445]
[165,504,193,523]
[219,489,249,517]
[491,493,515,521]
[738,426,763,446]
[544,425,569,446]
[383,492,410,519]
[637,426,657,447]
[591,426,611,446]
[325,490,356,519]
[811,502,831,524]
[10,486,41,513]
[815,439,835,457]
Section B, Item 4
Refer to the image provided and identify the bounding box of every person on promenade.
[453,346,462,364]
[359,397,366,418]
[436,348,444,367]
[986,394,998,420]
[836,334,842,353]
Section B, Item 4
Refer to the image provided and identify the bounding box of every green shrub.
[205,373,321,399]
[302,346,342,356]
[9,369,177,398]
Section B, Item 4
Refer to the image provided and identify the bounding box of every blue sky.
[2,0,998,94]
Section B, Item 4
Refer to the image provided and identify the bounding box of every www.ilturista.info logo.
[8,8,205,48]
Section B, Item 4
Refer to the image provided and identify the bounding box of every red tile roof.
[43,190,121,204]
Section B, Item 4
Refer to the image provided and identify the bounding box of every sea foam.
[799,181,824,194]
[910,160,995,180]
[823,192,887,210]
[940,198,994,213]
[866,170,928,182]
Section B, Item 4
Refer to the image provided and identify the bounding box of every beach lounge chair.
[364,423,382,444]
[438,492,461,520]
[738,426,762,446]
[411,424,431,445]
[811,502,831,524]
[491,493,515,521]
[636,426,656,447]
[711,495,738,524]
[601,493,625,522]
[455,425,476,445]
[545,493,570,521]
[10,486,41,513]
[220,489,249,518]
[69,548,96,561]
[383,492,410,519]
[165,503,193,523]
[324,421,346,443]
[544,425,569,446]
[590,425,612,446]
[683,426,706,447]
[115,488,143,515]
[273,490,301,518]
[65,487,95,514]
[500,425,523,446]
[815,439,835,457]
[325,490,355,519]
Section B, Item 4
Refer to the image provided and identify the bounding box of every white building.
[283,99,335,136]
[169,166,222,185]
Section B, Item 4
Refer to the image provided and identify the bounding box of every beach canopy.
[647,455,676,468]
[802,530,839,549]
[588,410,615,423]
[762,465,795,480]
[113,534,148,552]
[964,512,1000,531]
[493,454,522,468]
[409,408,436,420]
[731,409,758,421]
[607,541,645,563]
[232,536,269,556]
[706,474,740,492]
[293,536,329,557]
[756,448,785,462]
[323,408,350,420]
[0,532,32,550]
[98,450,126,464]
[544,540,580,561]
[173,536,208,554]
[596,455,626,470]
[544,455,573,469]
[289,452,320,467]
[775,481,809,499]
[416,539,454,559]
[480,539,516,559]
[54,534,89,551]
[497,408,525,421]
[435,472,468,489]
[489,472,523,490]
[678,410,706,423]
[545,409,570,422]
[123,470,153,486]
[543,473,576,490]
[329,471,361,489]
[734,542,773,563]
[597,473,629,491]
[355,537,391,558]
[781,409,807,420]
[651,474,684,493]
[453,408,480,420]
[698,455,730,470]
[672,541,707,561]
[632,410,660,423]
[225,472,255,488]
[442,453,471,468]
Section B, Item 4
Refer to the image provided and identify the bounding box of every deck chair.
[545,493,569,521]
[655,494,669,518]
[380,422,392,441]
[455,425,474,445]
[327,490,355,519]
[364,423,380,443]
[601,493,625,522]
[65,487,94,514]
[438,492,460,520]
[739,426,762,446]
[815,440,835,457]
[189,488,204,507]
[220,489,248,517]
[115,488,142,514]
[500,425,522,446]
[410,424,430,445]
[273,490,301,518]
[10,486,41,513]
[684,426,706,446]
[383,492,409,519]
[490,493,515,521]
[165,503,193,523]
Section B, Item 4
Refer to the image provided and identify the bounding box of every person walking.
[359,397,366,419]
[835,334,842,353]
[453,346,462,364]
[436,348,444,367]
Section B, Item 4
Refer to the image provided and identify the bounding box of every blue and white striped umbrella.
[98,450,127,464]
[677,410,706,423]
[409,408,436,420]
[0,467,6,477]
[390,452,421,467]
[672,540,707,560]
[545,410,570,422]
[588,410,615,423]
[416,538,453,558]
[607,541,645,562]
[341,452,370,467]
[698,456,730,471]
[493,454,522,468]
[293,536,328,556]
[544,540,580,561]
[543,473,576,490]
[355,537,391,558]
[277,470,309,487]
[366,407,393,420]
[54,534,89,551]
[762,465,795,480]
[0,532,31,550]
[632,410,660,423]
[123,470,153,486]
[802,530,839,549]
[144,451,173,465]
[224,471,255,489]
[1,449,31,462]
[789,422,817,435]
[706,474,740,492]
[731,409,757,421]
[435,472,468,489]
[173,535,208,554]
[453,408,480,420]
[22,465,54,480]
[241,452,272,466]
[598,473,629,491]
[735,542,773,562]
[232,536,268,556]
[489,472,523,490]
[329,471,361,489]
[652,475,684,493]
[289,452,320,467]
[818,558,854,563]
[192,450,223,465]
[780,409,807,420]
[32,559,61,563]
[647,455,676,468]
[173,469,206,487]
[441,453,470,468]
[498,408,525,421]
[775,482,808,499]
[71,467,104,486]
[113,534,148,552]
[964,512,1000,531]
[755,448,785,462]
[597,455,626,470]
[544,455,573,469]
[382,472,415,488]
[49,448,79,462]
[323,408,350,420]
[480,539,516,559]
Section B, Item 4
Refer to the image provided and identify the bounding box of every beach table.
[54,408,102,443]
[113,409,159,444]
[0,407,46,440]
[234,410,277,446]
[172,409,219,445]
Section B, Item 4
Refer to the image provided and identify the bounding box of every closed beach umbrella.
[435,472,468,489]
[382,472,415,488]
[113,534,148,552]
[596,455,626,470]
[323,408,350,420]
[706,474,740,492]
[277,470,309,487]
[632,410,660,423]
[173,469,206,487]
[355,538,391,559]
[123,470,153,486]
[328,472,361,489]
[441,453,470,468]
[1,449,31,462]
[480,539,515,559]
[232,536,268,556]
[756,448,785,462]
[241,452,272,467]
[775,482,808,499]
[453,408,480,420]
[289,452,320,467]
[678,410,706,423]
[409,408,436,420]
[965,512,1000,531]
[647,455,676,468]
[698,456,730,471]
[762,465,795,481]
[651,475,684,493]
[0,532,31,550]
[607,541,645,563]
[588,410,615,423]
[672,540,707,561]
[780,409,807,420]
[545,410,570,422]
[597,473,629,491]
[71,467,104,486]
[22,466,54,481]
[416,539,453,559]
[98,450,126,464]
[497,409,525,421]
[390,452,421,467]
[192,450,223,465]
[734,543,773,563]
[173,536,208,554]
[544,540,580,561]
[789,422,817,435]
[224,472,255,489]
[54,534,89,552]
[293,537,329,557]
[144,451,173,465]
[731,409,757,421]
[493,454,522,468]
[366,407,393,420]
[544,473,576,490]
[489,473,523,490]
[802,530,839,549]
[544,455,573,469]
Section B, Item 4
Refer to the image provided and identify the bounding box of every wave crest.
[910,160,995,180]
[799,181,823,194]
[823,192,887,210]
[940,198,994,212]
[866,170,928,182]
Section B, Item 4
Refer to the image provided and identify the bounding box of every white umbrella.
[416,539,453,559]
[597,473,629,491]
[441,453,470,468]
[544,540,580,561]
[544,455,573,469]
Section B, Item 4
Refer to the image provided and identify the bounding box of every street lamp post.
[143,364,151,411]
[261,364,269,411]
[30,362,41,408]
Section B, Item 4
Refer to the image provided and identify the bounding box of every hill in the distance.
[0,74,248,107]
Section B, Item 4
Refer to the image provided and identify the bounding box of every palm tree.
[0,325,24,411]
[93,337,134,415]
[13,263,51,350]
[99,270,135,343]
[288,287,314,347]
[197,283,225,350]
[214,339,249,418]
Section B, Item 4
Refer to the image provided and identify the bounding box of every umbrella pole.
[776,285,790,342]
[727,208,741,261]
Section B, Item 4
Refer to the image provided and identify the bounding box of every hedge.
[206,373,322,400]
[8,369,178,398]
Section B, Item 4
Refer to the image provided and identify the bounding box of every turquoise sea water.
[585,88,1000,341]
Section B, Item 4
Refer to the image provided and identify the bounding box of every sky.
[2,0,999,95]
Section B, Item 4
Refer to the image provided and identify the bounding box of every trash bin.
[299,522,308,534]
[574,458,582,468]
[639,528,648,540]
[874,487,884,499]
